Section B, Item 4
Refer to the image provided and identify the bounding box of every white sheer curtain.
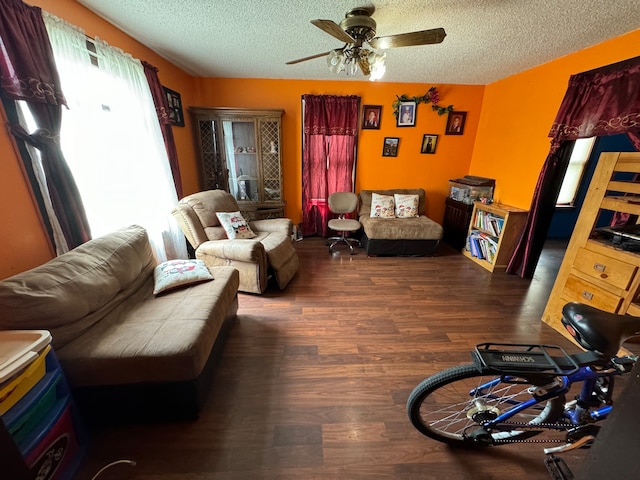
[42,12,187,262]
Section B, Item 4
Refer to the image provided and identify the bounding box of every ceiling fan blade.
[311,19,355,44]
[369,27,446,49]
[286,51,332,65]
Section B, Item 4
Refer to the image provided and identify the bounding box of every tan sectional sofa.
[358,188,443,256]
[0,225,239,423]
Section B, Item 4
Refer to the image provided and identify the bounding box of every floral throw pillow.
[153,259,214,295]
[370,193,396,218]
[216,211,257,239]
[394,194,419,218]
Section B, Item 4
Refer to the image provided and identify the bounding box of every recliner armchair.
[171,190,299,294]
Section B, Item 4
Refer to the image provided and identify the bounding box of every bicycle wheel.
[407,363,566,447]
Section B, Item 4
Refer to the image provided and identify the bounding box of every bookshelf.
[462,202,528,273]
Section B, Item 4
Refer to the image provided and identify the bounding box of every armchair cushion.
[249,218,292,235]
[196,238,266,263]
[216,211,257,239]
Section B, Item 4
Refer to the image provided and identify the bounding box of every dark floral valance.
[548,55,640,150]
[0,0,66,106]
[303,94,360,136]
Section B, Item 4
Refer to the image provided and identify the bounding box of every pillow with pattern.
[394,193,419,218]
[216,211,257,239]
[153,259,214,295]
[370,193,395,218]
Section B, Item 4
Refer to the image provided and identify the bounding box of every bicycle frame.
[472,363,617,430]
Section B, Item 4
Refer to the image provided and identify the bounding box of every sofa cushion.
[153,259,214,295]
[360,215,443,240]
[0,225,155,349]
[359,189,427,218]
[394,193,419,218]
[56,266,239,386]
[370,192,395,218]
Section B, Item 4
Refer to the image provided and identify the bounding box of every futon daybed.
[0,225,239,423]
[358,188,443,256]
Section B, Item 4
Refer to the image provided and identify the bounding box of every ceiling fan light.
[369,64,385,81]
[359,58,371,76]
[327,49,341,66]
[369,53,386,81]
[327,50,345,73]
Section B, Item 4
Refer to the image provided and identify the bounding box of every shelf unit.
[462,202,528,272]
[190,107,285,220]
[542,151,640,345]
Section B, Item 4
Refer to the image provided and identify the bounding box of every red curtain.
[0,0,91,250]
[302,94,359,236]
[142,61,183,199]
[507,56,640,278]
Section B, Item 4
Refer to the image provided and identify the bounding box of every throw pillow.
[216,211,257,239]
[394,193,419,218]
[370,193,395,218]
[153,259,214,295]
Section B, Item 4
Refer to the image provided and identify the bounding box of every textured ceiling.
[75,0,640,85]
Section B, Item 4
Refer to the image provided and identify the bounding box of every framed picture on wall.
[163,86,185,127]
[362,105,382,129]
[445,111,466,135]
[421,134,438,154]
[396,101,416,127]
[382,137,399,157]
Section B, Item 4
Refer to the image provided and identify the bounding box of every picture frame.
[421,134,439,154]
[445,111,466,135]
[362,105,382,130]
[396,101,417,127]
[382,137,399,157]
[162,86,185,127]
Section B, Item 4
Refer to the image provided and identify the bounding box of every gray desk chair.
[327,192,362,254]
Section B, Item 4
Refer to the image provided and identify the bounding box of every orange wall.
[192,79,484,224]
[470,29,640,209]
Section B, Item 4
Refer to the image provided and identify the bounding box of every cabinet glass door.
[223,120,259,203]
[259,120,282,202]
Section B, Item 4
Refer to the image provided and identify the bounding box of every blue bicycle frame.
[471,364,614,428]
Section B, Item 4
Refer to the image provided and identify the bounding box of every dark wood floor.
[76,237,603,480]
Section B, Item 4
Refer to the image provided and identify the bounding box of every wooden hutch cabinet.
[542,152,640,345]
[190,107,285,220]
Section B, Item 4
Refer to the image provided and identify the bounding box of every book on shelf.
[467,230,497,263]
[474,210,504,236]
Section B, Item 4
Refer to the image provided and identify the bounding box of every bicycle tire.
[407,363,566,447]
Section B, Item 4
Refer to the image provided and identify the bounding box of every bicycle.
[407,301,640,455]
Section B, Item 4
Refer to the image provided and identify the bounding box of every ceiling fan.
[286,6,446,80]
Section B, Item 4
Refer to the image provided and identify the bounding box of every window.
[556,137,596,206]
[20,12,188,261]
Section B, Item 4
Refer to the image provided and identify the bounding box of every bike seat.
[562,302,640,357]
